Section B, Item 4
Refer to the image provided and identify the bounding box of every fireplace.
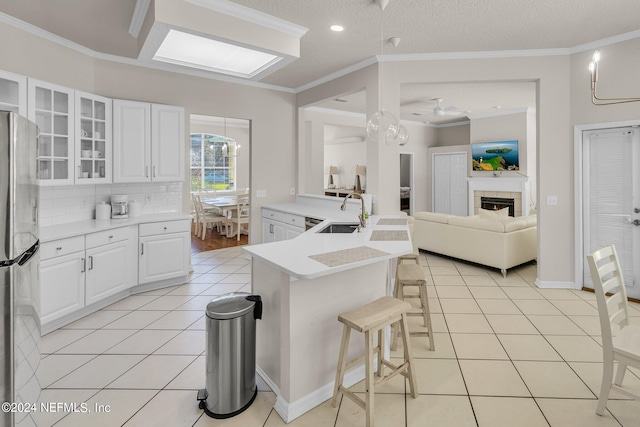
[481,196,515,217]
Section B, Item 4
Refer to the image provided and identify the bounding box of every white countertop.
[40,213,191,242]
[244,212,412,280]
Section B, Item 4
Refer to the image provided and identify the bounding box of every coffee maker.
[111,194,128,219]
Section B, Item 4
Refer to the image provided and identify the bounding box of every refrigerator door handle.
[16,241,39,266]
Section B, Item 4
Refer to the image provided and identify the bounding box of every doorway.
[400,153,413,215]
[580,125,640,298]
[189,115,251,253]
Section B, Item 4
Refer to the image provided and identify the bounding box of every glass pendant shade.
[396,125,409,146]
[366,109,400,142]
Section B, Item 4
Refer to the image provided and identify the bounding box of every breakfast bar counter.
[243,213,412,423]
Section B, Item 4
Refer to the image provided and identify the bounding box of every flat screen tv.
[471,140,519,171]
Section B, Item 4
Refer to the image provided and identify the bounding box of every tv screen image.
[471,140,519,171]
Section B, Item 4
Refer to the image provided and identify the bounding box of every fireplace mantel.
[467,177,531,216]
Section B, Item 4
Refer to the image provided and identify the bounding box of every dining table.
[201,195,249,238]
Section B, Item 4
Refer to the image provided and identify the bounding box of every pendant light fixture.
[366,0,400,144]
[396,124,409,146]
[588,50,640,106]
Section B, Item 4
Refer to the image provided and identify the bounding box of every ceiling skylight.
[153,29,283,79]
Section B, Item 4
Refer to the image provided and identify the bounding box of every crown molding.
[184,0,308,38]
[129,0,151,38]
[467,107,533,120]
[304,106,366,120]
[569,29,640,54]
[295,56,378,93]
[0,11,295,93]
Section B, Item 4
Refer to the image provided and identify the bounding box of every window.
[190,133,237,191]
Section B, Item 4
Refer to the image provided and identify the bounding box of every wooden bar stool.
[392,263,435,351]
[332,296,418,427]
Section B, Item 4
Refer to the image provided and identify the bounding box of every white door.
[583,127,640,298]
[139,233,190,284]
[433,152,467,215]
[41,252,85,324]
[113,100,151,183]
[151,104,184,182]
[85,241,128,305]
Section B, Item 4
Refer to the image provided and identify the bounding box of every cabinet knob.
[56,246,62,251]
[108,235,114,239]
[163,227,167,230]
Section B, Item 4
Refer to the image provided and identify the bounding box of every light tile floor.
[40,248,640,426]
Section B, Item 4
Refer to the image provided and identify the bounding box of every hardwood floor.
[190,223,248,253]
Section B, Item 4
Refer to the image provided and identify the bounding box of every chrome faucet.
[340,192,367,228]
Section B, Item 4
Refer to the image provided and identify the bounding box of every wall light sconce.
[589,50,640,106]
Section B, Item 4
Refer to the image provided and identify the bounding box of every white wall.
[324,141,366,189]
[436,123,470,146]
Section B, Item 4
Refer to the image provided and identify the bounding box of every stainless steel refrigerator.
[0,111,40,427]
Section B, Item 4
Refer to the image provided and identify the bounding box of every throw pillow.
[479,207,509,219]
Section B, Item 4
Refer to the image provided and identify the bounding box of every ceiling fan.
[429,98,461,116]
[412,98,461,117]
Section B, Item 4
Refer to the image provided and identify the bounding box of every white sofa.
[413,211,537,277]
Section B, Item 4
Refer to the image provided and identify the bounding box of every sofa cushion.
[414,211,451,224]
[499,216,537,232]
[479,207,509,219]
[447,215,506,232]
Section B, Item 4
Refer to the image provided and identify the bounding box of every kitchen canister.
[95,202,111,220]
[128,201,142,218]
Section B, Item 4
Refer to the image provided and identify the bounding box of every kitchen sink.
[317,223,360,234]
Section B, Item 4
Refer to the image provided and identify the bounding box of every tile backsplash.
[39,182,183,227]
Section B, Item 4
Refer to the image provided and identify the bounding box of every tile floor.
[40,248,640,426]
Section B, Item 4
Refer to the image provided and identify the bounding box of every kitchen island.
[243,211,412,423]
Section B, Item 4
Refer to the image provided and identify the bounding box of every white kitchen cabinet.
[0,70,26,115]
[113,100,184,183]
[75,91,112,184]
[28,79,75,185]
[151,104,184,182]
[40,237,86,325]
[262,209,305,243]
[85,240,129,305]
[285,225,304,240]
[138,220,190,284]
[262,218,286,243]
[40,227,137,326]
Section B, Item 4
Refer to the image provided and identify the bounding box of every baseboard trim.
[534,279,578,289]
[267,365,365,423]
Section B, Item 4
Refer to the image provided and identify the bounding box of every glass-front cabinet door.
[75,91,112,184]
[28,79,75,185]
[0,70,26,115]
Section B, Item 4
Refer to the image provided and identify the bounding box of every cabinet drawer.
[86,226,130,249]
[262,209,304,228]
[40,236,85,260]
[139,219,190,237]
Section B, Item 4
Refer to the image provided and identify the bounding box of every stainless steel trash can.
[197,292,262,419]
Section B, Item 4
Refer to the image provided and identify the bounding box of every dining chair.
[190,194,198,235]
[193,194,225,240]
[226,196,250,241]
[586,244,640,415]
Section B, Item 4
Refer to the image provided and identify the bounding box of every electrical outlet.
[290,188,296,195]
[257,190,267,198]
[547,195,558,206]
